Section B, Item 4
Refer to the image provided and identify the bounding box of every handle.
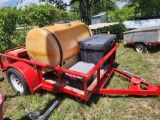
[39,100,59,120]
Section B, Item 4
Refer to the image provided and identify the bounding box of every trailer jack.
[21,100,59,120]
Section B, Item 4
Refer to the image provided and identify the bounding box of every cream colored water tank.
[26,22,92,71]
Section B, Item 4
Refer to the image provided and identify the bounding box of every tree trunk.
[80,0,87,23]
[85,0,91,25]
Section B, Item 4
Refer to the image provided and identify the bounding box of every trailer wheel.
[6,68,29,95]
[135,44,146,53]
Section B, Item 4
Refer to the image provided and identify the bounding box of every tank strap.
[42,28,63,66]
[84,25,92,36]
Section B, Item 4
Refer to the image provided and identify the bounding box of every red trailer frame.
[0,44,160,102]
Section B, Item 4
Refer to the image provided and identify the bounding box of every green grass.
[1,43,160,120]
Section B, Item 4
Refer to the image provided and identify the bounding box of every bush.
[0,6,18,52]
[0,4,70,52]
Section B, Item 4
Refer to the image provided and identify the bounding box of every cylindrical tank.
[26,22,92,71]
[0,94,4,120]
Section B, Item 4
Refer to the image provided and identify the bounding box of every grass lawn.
[1,43,160,120]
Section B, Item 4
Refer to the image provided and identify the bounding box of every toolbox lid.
[79,34,116,50]
[66,61,95,81]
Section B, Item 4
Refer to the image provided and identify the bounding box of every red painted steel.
[7,62,40,94]
[126,41,160,46]
[0,58,9,71]
[125,42,134,45]
[5,46,25,54]
[98,69,160,96]
[84,45,119,80]
[148,42,158,46]
[0,44,160,102]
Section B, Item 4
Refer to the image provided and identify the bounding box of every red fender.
[7,61,41,94]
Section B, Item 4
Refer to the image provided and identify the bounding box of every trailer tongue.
[21,100,59,120]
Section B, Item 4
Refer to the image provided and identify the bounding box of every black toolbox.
[79,34,116,68]
[65,61,95,90]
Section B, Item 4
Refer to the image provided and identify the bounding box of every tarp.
[123,19,160,29]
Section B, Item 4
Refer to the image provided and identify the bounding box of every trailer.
[0,44,160,103]
[123,26,160,52]
[0,22,160,103]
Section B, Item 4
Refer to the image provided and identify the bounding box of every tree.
[0,4,69,52]
[70,0,117,25]
[25,4,58,27]
[39,0,69,10]
[70,0,96,25]
[19,3,68,27]
[0,6,18,51]
[92,0,117,15]
[70,2,80,20]
[109,5,135,22]
[119,0,160,18]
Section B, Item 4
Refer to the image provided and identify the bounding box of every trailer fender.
[7,61,41,94]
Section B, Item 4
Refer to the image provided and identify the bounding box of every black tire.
[124,44,127,48]
[135,44,147,53]
[6,68,29,95]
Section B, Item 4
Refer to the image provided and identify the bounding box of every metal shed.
[91,12,106,25]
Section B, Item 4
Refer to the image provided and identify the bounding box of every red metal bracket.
[98,69,160,96]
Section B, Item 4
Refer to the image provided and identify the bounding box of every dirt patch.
[146,55,160,63]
